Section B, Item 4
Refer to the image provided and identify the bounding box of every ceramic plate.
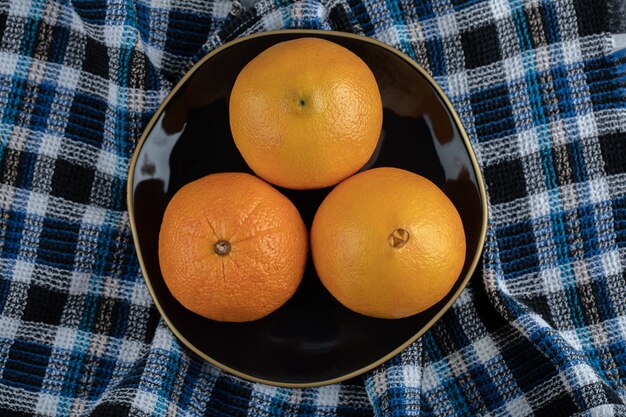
[127,30,488,387]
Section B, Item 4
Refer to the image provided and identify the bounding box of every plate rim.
[126,29,489,388]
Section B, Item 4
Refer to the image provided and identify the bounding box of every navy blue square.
[484,159,526,204]
[518,294,554,327]
[0,410,32,417]
[430,317,465,353]
[165,10,214,57]
[51,159,94,204]
[90,403,132,417]
[534,393,578,417]
[426,38,446,76]
[461,23,501,69]
[473,281,509,334]
[83,36,109,78]
[50,24,71,64]
[585,59,624,111]
[566,141,587,183]
[599,133,626,175]
[0,12,6,35]
[451,0,479,11]
[37,218,80,268]
[15,150,37,190]
[604,383,623,404]
[0,278,11,313]
[0,209,25,262]
[337,382,375,417]
[328,5,354,32]
[572,0,605,36]
[205,376,253,416]
[471,85,515,141]
[4,340,51,390]
[65,93,107,147]
[538,4,560,45]
[22,285,67,325]
[496,220,540,278]
[500,335,559,391]
[412,0,435,20]
[71,0,106,24]
[109,176,127,211]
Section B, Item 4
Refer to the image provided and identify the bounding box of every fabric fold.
[0,0,624,416]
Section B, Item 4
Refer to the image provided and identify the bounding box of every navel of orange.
[229,37,383,190]
[311,167,466,319]
[159,172,308,322]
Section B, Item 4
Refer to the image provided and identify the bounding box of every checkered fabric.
[0,0,624,416]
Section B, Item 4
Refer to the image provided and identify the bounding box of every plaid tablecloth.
[0,0,625,416]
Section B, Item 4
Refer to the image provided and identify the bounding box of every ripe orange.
[311,167,466,319]
[158,173,308,322]
[229,37,383,190]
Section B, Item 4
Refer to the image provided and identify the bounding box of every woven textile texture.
[0,0,625,416]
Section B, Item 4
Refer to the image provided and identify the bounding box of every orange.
[311,167,466,319]
[158,173,308,322]
[229,37,383,190]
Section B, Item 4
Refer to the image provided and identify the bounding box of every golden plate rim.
[126,29,489,388]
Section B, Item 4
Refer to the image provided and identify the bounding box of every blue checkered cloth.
[0,0,625,416]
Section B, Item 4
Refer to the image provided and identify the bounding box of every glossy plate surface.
[128,30,487,387]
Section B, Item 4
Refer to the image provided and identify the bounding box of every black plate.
[128,30,487,387]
